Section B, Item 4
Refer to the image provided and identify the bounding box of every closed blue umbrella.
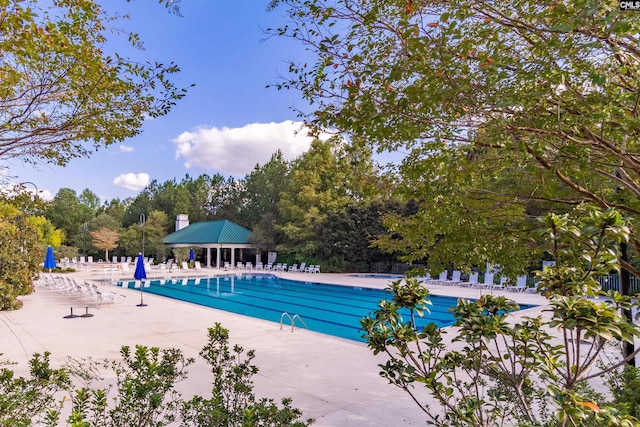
[134,253,147,307]
[189,248,194,262]
[43,246,56,273]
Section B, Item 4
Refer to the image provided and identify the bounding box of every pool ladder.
[280,312,307,333]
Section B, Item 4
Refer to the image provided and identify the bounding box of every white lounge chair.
[435,271,448,285]
[508,275,529,292]
[459,272,479,287]
[490,276,509,291]
[182,261,189,270]
[298,262,306,273]
[194,261,202,270]
[472,272,495,289]
[255,262,263,270]
[288,264,299,272]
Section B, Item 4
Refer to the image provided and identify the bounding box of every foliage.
[0,202,40,310]
[180,323,313,426]
[605,365,640,420]
[45,189,94,248]
[119,210,169,260]
[242,151,289,251]
[361,207,640,426]
[0,0,188,166]
[27,216,65,247]
[0,324,309,426]
[269,0,640,276]
[0,352,71,426]
[277,138,377,259]
[90,228,120,261]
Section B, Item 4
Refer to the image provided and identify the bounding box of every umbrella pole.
[137,280,147,307]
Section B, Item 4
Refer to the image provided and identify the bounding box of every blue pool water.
[118,274,531,342]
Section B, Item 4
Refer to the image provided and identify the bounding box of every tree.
[362,207,640,426]
[90,228,120,261]
[241,151,289,251]
[0,202,40,310]
[120,210,169,260]
[45,189,93,247]
[269,0,640,276]
[277,138,376,260]
[0,0,189,166]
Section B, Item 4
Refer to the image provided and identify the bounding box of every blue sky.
[6,0,318,201]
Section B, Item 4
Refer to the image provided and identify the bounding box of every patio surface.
[0,266,550,426]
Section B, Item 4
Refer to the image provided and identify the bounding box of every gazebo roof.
[163,220,252,245]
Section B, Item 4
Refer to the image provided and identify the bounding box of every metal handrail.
[280,312,307,333]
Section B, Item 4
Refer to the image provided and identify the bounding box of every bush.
[1,324,312,427]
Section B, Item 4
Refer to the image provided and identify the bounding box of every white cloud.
[172,120,319,175]
[113,173,150,191]
[119,145,134,153]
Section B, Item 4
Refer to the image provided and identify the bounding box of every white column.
[231,247,235,267]
[216,246,221,269]
[206,247,212,268]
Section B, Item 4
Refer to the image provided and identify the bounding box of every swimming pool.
[118,274,529,342]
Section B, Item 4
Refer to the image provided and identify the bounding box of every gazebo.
[162,219,253,268]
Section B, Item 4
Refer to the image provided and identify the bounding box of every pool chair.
[297,262,306,273]
[255,262,263,270]
[194,261,202,270]
[311,265,321,273]
[245,262,253,270]
[236,262,245,270]
[447,270,462,286]
[490,276,509,291]
[223,262,230,271]
[459,272,479,287]
[435,271,449,285]
[471,272,495,289]
[182,261,189,270]
[288,264,299,272]
[507,275,529,292]
[265,263,273,270]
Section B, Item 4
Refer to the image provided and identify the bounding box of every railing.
[280,312,307,333]
[597,274,640,294]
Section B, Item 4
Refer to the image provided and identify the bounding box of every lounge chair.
[459,272,479,287]
[245,262,253,270]
[311,265,320,273]
[298,262,306,273]
[236,262,244,270]
[435,271,449,285]
[288,264,299,272]
[182,261,189,270]
[255,262,263,270]
[489,276,508,291]
[265,263,273,271]
[472,272,495,289]
[507,275,529,292]
[194,261,202,270]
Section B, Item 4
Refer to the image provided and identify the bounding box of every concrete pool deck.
[1,267,549,426]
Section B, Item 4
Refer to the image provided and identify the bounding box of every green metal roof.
[163,220,252,245]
